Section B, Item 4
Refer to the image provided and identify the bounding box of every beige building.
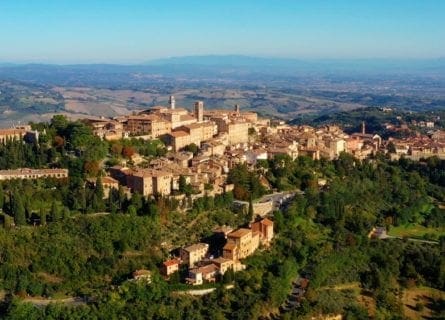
[251,218,274,245]
[211,116,249,146]
[166,122,216,151]
[127,169,173,196]
[227,121,249,145]
[180,243,209,267]
[222,218,274,261]
[125,115,171,138]
[0,126,32,144]
[223,228,260,261]
[328,138,346,158]
[162,258,180,277]
[87,119,127,141]
[0,168,68,180]
[211,257,234,274]
[166,130,191,151]
[187,263,218,285]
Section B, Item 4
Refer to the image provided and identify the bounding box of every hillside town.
[1,98,445,196]
[2,97,445,190]
[1,98,445,287]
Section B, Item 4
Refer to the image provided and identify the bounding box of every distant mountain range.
[0,55,444,100]
[0,55,444,128]
[145,55,445,74]
[1,55,444,76]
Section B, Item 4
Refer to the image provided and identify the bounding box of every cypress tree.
[40,207,47,226]
[50,201,60,222]
[0,183,4,211]
[248,196,254,221]
[13,193,26,226]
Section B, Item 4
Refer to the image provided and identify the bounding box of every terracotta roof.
[223,241,237,250]
[180,115,196,122]
[127,115,161,121]
[183,243,208,253]
[228,228,252,239]
[163,259,179,267]
[212,257,233,265]
[198,263,218,275]
[169,131,189,138]
[184,122,214,129]
[213,225,233,235]
[261,218,273,226]
[102,176,118,184]
[132,169,172,178]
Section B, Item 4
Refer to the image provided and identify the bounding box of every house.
[187,263,219,285]
[223,228,259,261]
[162,258,180,277]
[251,218,274,245]
[180,243,209,267]
[211,257,234,275]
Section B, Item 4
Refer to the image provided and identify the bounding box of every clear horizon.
[1,0,444,64]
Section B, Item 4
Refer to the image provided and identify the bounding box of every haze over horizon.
[1,0,444,64]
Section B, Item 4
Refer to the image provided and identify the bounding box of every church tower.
[169,95,176,110]
[194,101,204,122]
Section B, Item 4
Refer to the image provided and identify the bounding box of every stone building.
[180,243,209,267]
[162,258,180,277]
[0,168,68,180]
[251,218,274,245]
[124,115,171,138]
[127,169,173,196]
[223,228,260,261]
[0,126,33,144]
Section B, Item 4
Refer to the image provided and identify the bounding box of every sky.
[0,0,444,63]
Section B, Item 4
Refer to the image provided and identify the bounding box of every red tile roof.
[163,259,180,267]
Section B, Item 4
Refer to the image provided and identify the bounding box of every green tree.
[0,183,4,210]
[50,201,60,222]
[183,143,199,155]
[12,193,26,226]
[248,197,254,221]
[40,207,47,226]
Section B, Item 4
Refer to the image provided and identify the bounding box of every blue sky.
[0,0,444,63]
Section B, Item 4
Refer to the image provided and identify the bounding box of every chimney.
[361,121,366,135]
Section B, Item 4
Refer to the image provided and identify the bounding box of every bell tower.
[169,95,176,110]
[194,101,204,122]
